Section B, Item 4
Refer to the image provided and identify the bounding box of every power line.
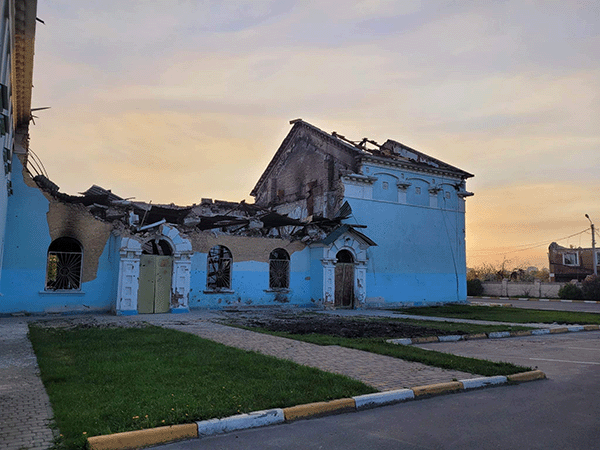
[469,229,590,256]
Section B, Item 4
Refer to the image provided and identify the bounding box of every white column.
[322,259,336,307]
[355,261,367,307]
[116,246,142,315]
[171,253,191,312]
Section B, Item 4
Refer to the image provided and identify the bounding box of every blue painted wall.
[346,164,467,306]
[0,157,118,314]
[188,248,315,309]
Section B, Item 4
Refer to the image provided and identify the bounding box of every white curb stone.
[438,335,463,342]
[488,331,510,339]
[531,329,550,335]
[387,338,413,345]
[460,376,507,390]
[567,326,584,332]
[353,389,415,410]
[196,409,284,436]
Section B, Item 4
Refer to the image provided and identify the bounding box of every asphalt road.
[156,332,600,450]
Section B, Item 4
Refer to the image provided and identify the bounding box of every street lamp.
[585,214,597,276]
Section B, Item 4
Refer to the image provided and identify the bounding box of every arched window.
[207,245,232,291]
[46,237,83,290]
[269,248,290,289]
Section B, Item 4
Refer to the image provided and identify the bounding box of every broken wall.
[253,125,357,220]
[0,156,119,314]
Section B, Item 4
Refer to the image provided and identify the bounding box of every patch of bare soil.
[227,314,452,339]
[32,316,149,330]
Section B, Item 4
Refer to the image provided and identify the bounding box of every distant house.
[0,3,476,314]
[548,242,599,282]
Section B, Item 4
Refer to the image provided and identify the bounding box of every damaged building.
[0,0,474,315]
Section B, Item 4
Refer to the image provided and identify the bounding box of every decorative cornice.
[341,173,377,185]
[358,154,470,179]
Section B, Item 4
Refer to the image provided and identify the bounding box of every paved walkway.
[159,320,476,391]
[1,307,541,450]
[315,308,554,328]
[0,320,54,450]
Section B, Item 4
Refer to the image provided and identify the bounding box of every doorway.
[137,239,173,314]
[334,250,355,308]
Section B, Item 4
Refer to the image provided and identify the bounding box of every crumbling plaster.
[188,232,305,262]
[254,127,356,220]
[46,200,112,283]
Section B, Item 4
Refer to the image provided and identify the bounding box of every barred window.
[207,245,232,290]
[46,237,83,290]
[269,248,290,289]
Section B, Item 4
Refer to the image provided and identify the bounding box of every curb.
[87,424,198,450]
[86,371,545,450]
[387,324,600,346]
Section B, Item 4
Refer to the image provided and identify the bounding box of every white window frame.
[562,252,579,266]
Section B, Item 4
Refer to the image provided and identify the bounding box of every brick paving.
[0,320,54,450]
[0,309,484,449]
[160,320,477,391]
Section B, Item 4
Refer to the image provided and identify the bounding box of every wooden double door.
[137,254,173,314]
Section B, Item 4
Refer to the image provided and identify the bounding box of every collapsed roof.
[31,177,358,244]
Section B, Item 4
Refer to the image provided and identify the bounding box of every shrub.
[582,275,600,301]
[467,279,484,296]
[558,283,584,300]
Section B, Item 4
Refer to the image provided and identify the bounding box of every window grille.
[207,246,232,290]
[46,238,83,290]
[269,248,290,289]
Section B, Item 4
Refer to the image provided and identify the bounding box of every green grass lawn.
[29,325,375,450]
[383,317,532,335]
[393,304,600,325]
[240,327,531,378]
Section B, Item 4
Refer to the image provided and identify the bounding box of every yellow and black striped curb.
[387,324,600,346]
[471,296,600,304]
[87,370,545,450]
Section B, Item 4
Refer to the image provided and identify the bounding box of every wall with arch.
[0,156,118,314]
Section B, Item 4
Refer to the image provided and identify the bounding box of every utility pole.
[585,214,597,276]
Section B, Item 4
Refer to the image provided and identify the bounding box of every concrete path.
[0,320,54,450]
[159,320,476,391]
[314,308,554,328]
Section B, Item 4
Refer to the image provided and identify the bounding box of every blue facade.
[1,157,119,314]
[343,162,468,306]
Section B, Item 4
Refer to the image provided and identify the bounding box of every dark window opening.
[207,245,232,290]
[336,249,354,263]
[142,239,173,255]
[46,237,83,290]
[269,248,290,289]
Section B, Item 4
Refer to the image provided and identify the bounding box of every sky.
[28,0,600,270]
